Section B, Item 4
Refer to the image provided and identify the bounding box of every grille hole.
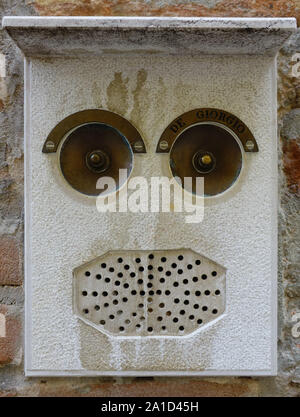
[148,327,153,332]
[184,300,189,305]
[131,290,137,295]
[104,303,109,307]
[123,297,128,302]
[95,305,100,311]
[85,271,91,276]
[166,311,171,316]
[189,315,194,320]
[130,272,136,277]
[201,274,207,280]
[178,255,184,260]
[166,271,172,276]
[159,303,165,308]
[195,291,201,296]
[101,263,106,268]
[82,291,87,296]
[165,290,171,295]
[161,257,167,262]
[115,281,120,286]
[105,278,110,283]
[117,310,123,315]
[102,291,108,296]
[139,266,144,272]
[173,282,179,287]
[157,316,163,321]
[202,306,208,311]
[174,298,180,304]
[109,267,114,272]
[156,290,162,295]
[149,254,154,259]
[118,272,123,278]
[192,277,198,282]
[113,300,118,305]
[135,258,141,263]
[92,291,98,297]
[109,314,115,320]
[195,259,201,265]
[179,326,184,331]
[183,279,188,284]
[212,271,217,276]
[178,269,183,274]
[212,309,218,314]
[215,290,220,295]
[187,264,193,270]
[158,266,163,272]
[124,264,130,270]
[197,319,203,324]
[117,258,123,263]
[96,274,101,280]
[194,304,199,309]
[173,317,178,323]
[124,283,129,289]
[119,326,125,332]
[171,263,177,268]
[83,309,89,314]
[100,320,105,325]
[204,290,210,295]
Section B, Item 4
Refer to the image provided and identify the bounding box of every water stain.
[131,69,147,125]
[107,72,129,115]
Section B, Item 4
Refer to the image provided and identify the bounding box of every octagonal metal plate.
[73,249,226,337]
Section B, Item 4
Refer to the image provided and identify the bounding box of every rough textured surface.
[0,0,299,397]
[27,54,275,374]
[3,17,296,57]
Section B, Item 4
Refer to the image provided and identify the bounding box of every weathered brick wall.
[0,0,299,397]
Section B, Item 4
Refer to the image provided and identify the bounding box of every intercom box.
[3,17,297,376]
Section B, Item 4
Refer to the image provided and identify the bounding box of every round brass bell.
[59,123,133,196]
[170,123,243,196]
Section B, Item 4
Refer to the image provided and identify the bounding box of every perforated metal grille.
[73,249,226,337]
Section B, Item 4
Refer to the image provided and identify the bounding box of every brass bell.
[170,123,243,196]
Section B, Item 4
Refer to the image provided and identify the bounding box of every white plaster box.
[3,17,297,376]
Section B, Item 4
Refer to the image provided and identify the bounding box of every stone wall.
[0,0,299,397]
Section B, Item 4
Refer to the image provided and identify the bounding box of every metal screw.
[245,140,255,151]
[133,141,144,152]
[45,141,55,150]
[159,140,169,151]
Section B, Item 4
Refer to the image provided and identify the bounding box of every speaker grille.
[73,249,226,337]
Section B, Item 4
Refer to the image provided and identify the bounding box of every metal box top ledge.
[2,16,297,57]
[3,16,297,377]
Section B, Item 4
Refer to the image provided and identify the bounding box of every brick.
[0,305,22,365]
[0,235,22,285]
[283,138,300,196]
[18,378,258,397]
[32,0,297,22]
